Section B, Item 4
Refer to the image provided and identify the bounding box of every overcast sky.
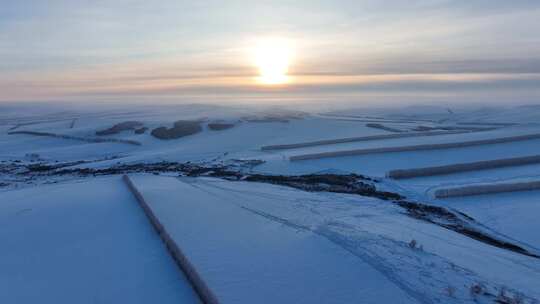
[2,0,540,105]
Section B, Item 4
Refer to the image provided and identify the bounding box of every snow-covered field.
[128,174,417,304]
[1,103,540,303]
[0,176,199,304]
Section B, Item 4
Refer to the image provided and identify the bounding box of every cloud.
[1,1,540,104]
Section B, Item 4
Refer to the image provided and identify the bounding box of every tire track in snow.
[193,180,429,304]
[240,206,431,304]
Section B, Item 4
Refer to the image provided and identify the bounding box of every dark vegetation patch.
[457,229,529,255]
[411,125,496,132]
[457,122,517,127]
[243,174,402,201]
[69,118,77,129]
[396,200,457,221]
[9,121,45,131]
[22,156,122,174]
[0,162,20,174]
[134,127,148,134]
[49,161,239,179]
[96,121,143,136]
[365,123,404,133]
[151,120,202,139]
[10,159,538,259]
[208,123,235,131]
[412,125,437,132]
[26,160,87,172]
[25,161,399,200]
[396,200,539,258]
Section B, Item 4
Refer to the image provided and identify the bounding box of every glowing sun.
[253,38,293,85]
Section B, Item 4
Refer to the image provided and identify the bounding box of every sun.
[253,38,293,85]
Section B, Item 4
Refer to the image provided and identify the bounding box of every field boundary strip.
[8,130,141,146]
[122,175,220,304]
[261,130,471,151]
[290,133,540,161]
[387,155,540,179]
[434,180,540,198]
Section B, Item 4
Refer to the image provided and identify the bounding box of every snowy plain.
[1,103,540,303]
[0,177,200,304]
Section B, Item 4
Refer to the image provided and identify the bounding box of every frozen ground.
[1,103,540,303]
[130,175,540,303]
[129,174,417,304]
[0,176,200,304]
[434,190,540,249]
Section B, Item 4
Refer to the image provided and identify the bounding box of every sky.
[1,0,540,106]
